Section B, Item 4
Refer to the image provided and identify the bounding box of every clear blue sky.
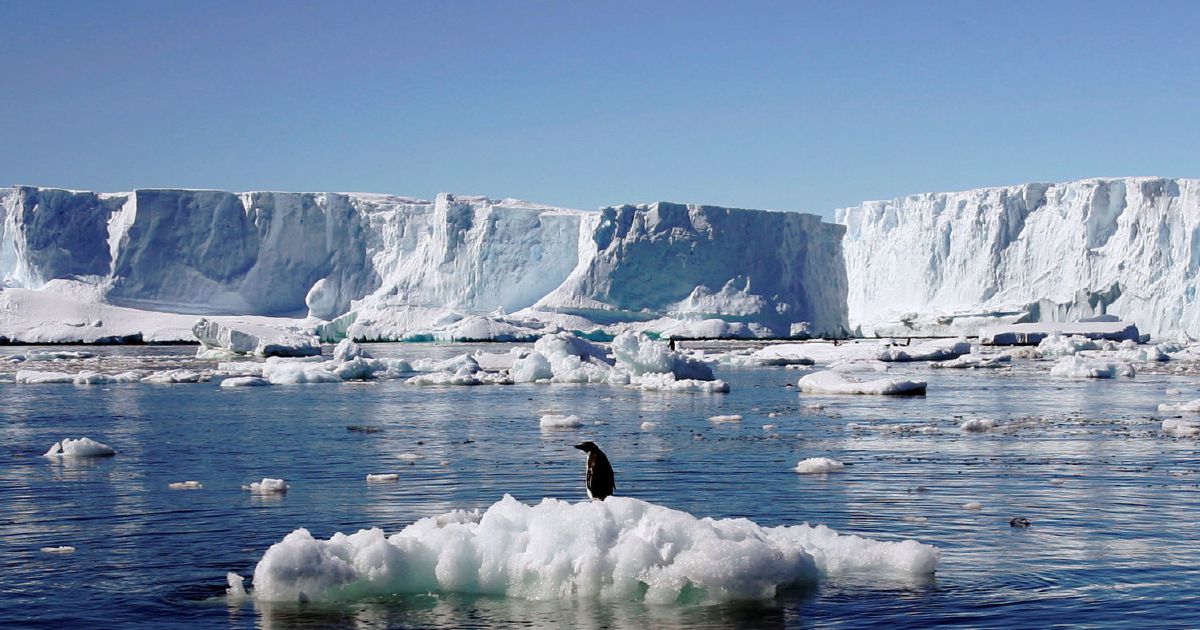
[1,0,1196,217]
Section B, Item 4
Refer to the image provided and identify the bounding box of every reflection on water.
[1,343,1198,628]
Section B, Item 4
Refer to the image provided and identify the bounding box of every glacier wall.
[836,177,1200,338]
[0,186,849,338]
[536,202,847,334]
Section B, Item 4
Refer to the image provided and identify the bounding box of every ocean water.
[2,343,1198,629]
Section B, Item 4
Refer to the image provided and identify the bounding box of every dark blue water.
[2,344,1199,628]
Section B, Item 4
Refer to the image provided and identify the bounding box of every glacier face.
[0,186,848,340]
[836,177,1200,338]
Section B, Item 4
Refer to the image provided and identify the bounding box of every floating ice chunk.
[220,376,270,388]
[877,339,971,362]
[16,370,76,384]
[611,332,714,380]
[227,572,247,597]
[630,372,730,393]
[960,418,998,433]
[901,516,928,524]
[929,354,1010,369]
[366,473,400,483]
[511,351,553,383]
[406,372,483,386]
[640,422,659,430]
[1162,418,1200,437]
[248,495,938,603]
[261,358,342,384]
[41,546,76,554]
[44,437,116,458]
[193,318,320,358]
[1158,399,1200,413]
[432,316,540,342]
[332,339,372,362]
[539,414,584,429]
[1036,334,1100,358]
[216,361,264,377]
[798,371,926,395]
[963,502,983,511]
[829,359,890,373]
[1049,356,1135,379]
[708,414,743,423]
[244,478,289,494]
[794,457,844,474]
[396,453,422,461]
[141,369,208,384]
[169,481,203,489]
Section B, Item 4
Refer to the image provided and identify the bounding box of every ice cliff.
[0,186,849,341]
[836,177,1200,339]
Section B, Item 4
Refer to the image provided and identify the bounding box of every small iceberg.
[44,437,116,458]
[539,414,584,429]
[794,457,845,474]
[798,371,926,395]
[244,478,289,494]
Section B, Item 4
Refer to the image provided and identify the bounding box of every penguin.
[574,441,615,500]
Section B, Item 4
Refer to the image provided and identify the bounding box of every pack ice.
[837,177,1200,338]
[244,495,938,604]
[0,187,848,343]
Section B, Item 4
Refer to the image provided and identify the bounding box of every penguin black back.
[574,441,615,500]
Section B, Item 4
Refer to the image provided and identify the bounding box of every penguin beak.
[573,443,587,451]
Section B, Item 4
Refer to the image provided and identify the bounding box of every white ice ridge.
[245,495,938,604]
[797,370,927,395]
[1,187,848,343]
[836,177,1200,338]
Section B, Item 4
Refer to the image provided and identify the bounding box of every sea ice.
[366,474,400,483]
[876,339,971,362]
[708,414,743,423]
[220,376,270,388]
[1049,356,1135,379]
[959,418,998,433]
[168,481,203,489]
[246,495,938,603]
[193,318,320,358]
[797,371,926,395]
[1158,399,1200,413]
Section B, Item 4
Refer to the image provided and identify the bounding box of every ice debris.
[794,458,845,474]
[798,371,926,395]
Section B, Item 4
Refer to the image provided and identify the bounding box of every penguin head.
[574,441,599,453]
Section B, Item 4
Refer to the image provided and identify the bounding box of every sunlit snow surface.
[4,340,1200,628]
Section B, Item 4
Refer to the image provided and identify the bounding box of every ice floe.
[193,318,320,358]
[366,474,400,483]
[168,481,203,490]
[1049,356,1135,379]
[798,371,926,395]
[244,495,938,603]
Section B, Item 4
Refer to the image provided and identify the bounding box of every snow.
[797,370,927,395]
[43,437,115,458]
[244,478,289,494]
[794,457,845,474]
[539,414,584,429]
[245,494,938,603]
[1049,356,1135,379]
[837,177,1199,339]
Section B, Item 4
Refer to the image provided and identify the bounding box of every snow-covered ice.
[193,318,319,358]
[708,414,743,423]
[366,474,400,483]
[245,495,938,603]
[168,481,203,490]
